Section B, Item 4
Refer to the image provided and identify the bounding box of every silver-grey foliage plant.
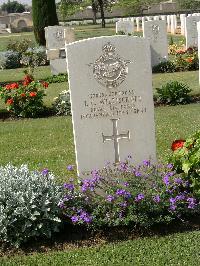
[0,164,63,247]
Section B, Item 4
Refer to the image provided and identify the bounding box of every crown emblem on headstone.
[89,42,131,89]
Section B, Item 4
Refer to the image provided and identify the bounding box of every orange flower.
[21,93,26,97]
[5,84,11,90]
[6,98,14,105]
[41,81,49,88]
[29,92,37,97]
[171,140,185,151]
[185,57,193,63]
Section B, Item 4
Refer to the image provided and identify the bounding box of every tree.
[176,0,200,11]
[1,1,25,13]
[117,0,163,15]
[32,0,59,46]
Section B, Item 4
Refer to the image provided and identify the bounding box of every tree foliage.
[176,0,200,10]
[32,0,59,46]
[117,0,163,15]
[1,1,25,13]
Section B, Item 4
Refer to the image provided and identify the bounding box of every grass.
[0,24,185,52]
[1,230,200,265]
[0,103,199,179]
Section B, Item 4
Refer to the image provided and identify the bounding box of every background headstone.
[143,20,168,67]
[66,36,156,176]
[116,21,134,35]
[45,26,75,74]
[185,16,200,48]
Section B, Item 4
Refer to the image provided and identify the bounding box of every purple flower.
[106,195,115,202]
[119,162,128,172]
[122,182,129,187]
[167,163,173,169]
[163,175,170,186]
[71,216,79,223]
[135,193,144,202]
[174,178,183,185]
[169,197,176,204]
[79,211,92,223]
[143,160,150,167]
[67,165,73,171]
[119,201,128,207]
[116,189,131,198]
[187,197,197,209]
[41,168,49,176]
[175,194,185,201]
[135,171,142,177]
[152,195,160,203]
[63,183,74,191]
[169,204,177,211]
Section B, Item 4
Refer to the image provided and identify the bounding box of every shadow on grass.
[1,215,200,257]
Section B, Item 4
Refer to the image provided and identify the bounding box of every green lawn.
[0,24,185,52]
[1,230,200,265]
[0,103,199,179]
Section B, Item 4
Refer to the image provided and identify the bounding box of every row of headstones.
[63,13,200,36]
[45,22,168,74]
[116,15,200,50]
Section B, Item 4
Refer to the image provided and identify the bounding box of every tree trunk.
[97,0,105,28]
[32,0,59,46]
[92,0,97,25]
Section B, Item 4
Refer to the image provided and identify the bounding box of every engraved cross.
[102,119,130,163]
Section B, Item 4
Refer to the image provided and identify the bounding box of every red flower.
[5,83,19,90]
[23,75,33,86]
[41,81,49,88]
[171,140,185,151]
[10,83,19,89]
[21,93,26,97]
[29,92,37,97]
[6,98,14,105]
[185,57,193,63]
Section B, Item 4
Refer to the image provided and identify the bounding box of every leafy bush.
[0,75,48,117]
[170,131,200,197]
[155,81,192,105]
[59,161,198,229]
[0,51,21,69]
[20,46,48,75]
[152,61,176,73]
[44,73,68,84]
[52,90,71,116]
[7,39,34,55]
[173,47,199,72]
[0,164,63,247]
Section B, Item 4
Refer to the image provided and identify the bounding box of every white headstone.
[136,17,140,31]
[170,15,176,34]
[66,36,156,176]
[143,20,168,67]
[185,16,200,48]
[45,26,75,74]
[167,15,171,32]
[116,21,134,35]
[180,14,186,35]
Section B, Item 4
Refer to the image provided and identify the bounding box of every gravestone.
[143,20,168,67]
[45,26,75,74]
[66,36,156,176]
[116,21,134,35]
[180,14,186,36]
[185,16,200,48]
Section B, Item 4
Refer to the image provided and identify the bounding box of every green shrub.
[155,81,192,105]
[52,90,71,116]
[7,39,34,54]
[173,47,199,72]
[0,51,21,69]
[152,61,176,73]
[44,73,68,84]
[0,164,63,247]
[170,131,200,198]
